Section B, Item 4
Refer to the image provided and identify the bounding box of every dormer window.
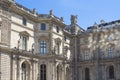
[41,23,46,30]
[22,17,27,26]
[56,26,59,33]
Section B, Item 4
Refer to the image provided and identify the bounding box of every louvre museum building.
[0,0,120,80]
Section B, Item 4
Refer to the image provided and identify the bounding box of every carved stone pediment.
[19,31,30,37]
[54,38,61,44]
[64,46,68,55]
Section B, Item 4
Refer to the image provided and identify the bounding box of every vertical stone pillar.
[116,64,120,80]
[52,61,56,80]
[62,66,65,80]
[16,55,20,80]
[10,54,13,80]
[79,67,82,80]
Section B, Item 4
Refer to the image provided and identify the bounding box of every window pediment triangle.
[54,38,61,44]
[19,31,30,37]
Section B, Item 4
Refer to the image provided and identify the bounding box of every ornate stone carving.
[54,38,61,44]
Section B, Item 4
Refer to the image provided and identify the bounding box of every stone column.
[16,54,20,80]
[52,61,56,80]
[10,54,13,80]
[79,67,82,80]
[62,66,65,80]
[116,64,120,80]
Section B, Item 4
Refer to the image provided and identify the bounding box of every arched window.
[21,62,30,80]
[40,41,47,54]
[109,66,114,79]
[41,23,46,30]
[22,63,26,80]
[85,68,90,80]
[40,64,46,80]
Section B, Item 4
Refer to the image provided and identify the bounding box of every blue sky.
[16,0,120,30]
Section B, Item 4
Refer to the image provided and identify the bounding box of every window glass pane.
[40,64,46,80]
[84,51,89,60]
[108,48,113,58]
[22,37,27,50]
[85,68,90,80]
[109,66,114,79]
[56,43,60,55]
[40,41,47,54]
[23,18,27,26]
[56,26,59,33]
[41,23,46,30]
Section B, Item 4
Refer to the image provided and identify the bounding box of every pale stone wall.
[11,13,34,51]
[1,53,10,80]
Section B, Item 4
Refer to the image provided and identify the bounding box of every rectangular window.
[56,26,59,33]
[41,23,46,30]
[22,18,27,26]
[108,48,113,58]
[40,41,47,54]
[22,36,27,50]
[84,50,89,60]
[56,43,60,55]
[40,64,46,80]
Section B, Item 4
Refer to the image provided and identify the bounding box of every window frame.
[22,63,26,80]
[84,50,89,60]
[41,23,46,30]
[108,47,113,58]
[22,17,27,26]
[56,43,60,55]
[109,66,115,79]
[22,36,27,51]
[40,41,47,54]
[56,26,59,33]
[40,64,46,80]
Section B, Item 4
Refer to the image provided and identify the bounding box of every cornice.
[11,29,34,38]
[12,21,34,31]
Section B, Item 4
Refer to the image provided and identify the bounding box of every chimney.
[70,15,77,24]
[33,8,37,16]
[49,10,53,16]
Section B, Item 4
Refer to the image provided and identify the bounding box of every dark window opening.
[41,23,46,30]
[40,64,46,80]
[109,66,114,79]
[23,18,27,26]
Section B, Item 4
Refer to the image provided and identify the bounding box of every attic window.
[22,17,27,26]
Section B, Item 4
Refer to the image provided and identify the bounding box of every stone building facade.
[0,0,120,80]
